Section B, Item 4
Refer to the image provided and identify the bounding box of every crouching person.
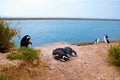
[20,35,32,47]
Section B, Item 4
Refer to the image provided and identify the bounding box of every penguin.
[104,34,110,44]
[94,38,100,44]
[52,48,70,62]
[64,47,77,57]
[52,47,77,62]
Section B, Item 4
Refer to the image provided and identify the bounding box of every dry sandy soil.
[0,42,120,80]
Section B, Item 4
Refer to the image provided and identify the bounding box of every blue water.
[9,20,120,47]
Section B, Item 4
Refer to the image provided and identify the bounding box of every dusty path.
[35,42,120,80]
[0,42,120,80]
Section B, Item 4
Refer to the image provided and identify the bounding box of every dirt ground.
[0,42,120,80]
[34,42,120,80]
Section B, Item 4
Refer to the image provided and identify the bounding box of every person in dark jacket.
[20,35,32,47]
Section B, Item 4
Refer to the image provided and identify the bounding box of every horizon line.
[0,17,120,21]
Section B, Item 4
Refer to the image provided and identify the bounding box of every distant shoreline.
[0,18,120,21]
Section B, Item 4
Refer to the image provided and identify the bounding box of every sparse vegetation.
[7,52,24,60]
[74,42,93,46]
[1,47,47,80]
[0,73,7,80]
[108,43,120,66]
[7,47,40,60]
[0,20,19,53]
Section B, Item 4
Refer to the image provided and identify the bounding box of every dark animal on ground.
[53,48,70,62]
[64,47,77,58]
[20,35,32,47]
[52,47,77,62]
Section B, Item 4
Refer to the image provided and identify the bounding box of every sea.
[8,20,120,47]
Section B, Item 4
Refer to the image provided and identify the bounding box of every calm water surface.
[9,20,120,47]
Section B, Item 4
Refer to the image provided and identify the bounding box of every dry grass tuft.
[0,59,48,80]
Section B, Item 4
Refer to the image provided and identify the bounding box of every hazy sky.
[0,0,120,19]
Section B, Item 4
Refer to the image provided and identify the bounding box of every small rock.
[97,77,101,80]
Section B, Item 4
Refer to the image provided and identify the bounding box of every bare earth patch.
[0,42,120,80]
[35,42,120,80]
